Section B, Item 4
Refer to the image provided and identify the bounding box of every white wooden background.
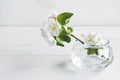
[0,0,120,26]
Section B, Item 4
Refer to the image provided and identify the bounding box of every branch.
[70,34,84,44]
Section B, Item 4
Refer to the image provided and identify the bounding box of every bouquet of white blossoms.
[40,11,106,55]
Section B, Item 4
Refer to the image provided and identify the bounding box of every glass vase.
[71,40,113,71]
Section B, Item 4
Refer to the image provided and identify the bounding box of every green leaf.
[56,36,63,43]
[87,48,98,55]
[56,42,64,47]
[67,27,73,33]
[59,27,67,34]
[57,12,73,26]
[58,27,71,43]
[59,34,71,43]
[54,36,64,47]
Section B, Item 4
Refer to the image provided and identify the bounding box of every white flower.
[45,19,61,36]
[40,16,61,46]
[81,33,104,45]
[40,28,56,46]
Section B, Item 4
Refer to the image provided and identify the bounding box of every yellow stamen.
[88,36,93,42]
[98,37,102,41]
[51,25,56,31]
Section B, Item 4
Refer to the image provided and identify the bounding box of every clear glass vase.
[71,40,113,71]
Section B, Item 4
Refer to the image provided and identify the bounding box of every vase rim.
[80,39,110,48]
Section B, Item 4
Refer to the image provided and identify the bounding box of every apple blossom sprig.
[40,12,84,47]
[40,12,106,55]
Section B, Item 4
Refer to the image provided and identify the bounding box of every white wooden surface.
[0,55,119,80]
[0,26,120,80]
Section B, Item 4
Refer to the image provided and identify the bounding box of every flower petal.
[40,28,55,46]
[40,28,48,40]
[56,22,61,30]
[53,30,59,36]
[47,36,56,46]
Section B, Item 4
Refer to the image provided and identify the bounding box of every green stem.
[70,34,84,44]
